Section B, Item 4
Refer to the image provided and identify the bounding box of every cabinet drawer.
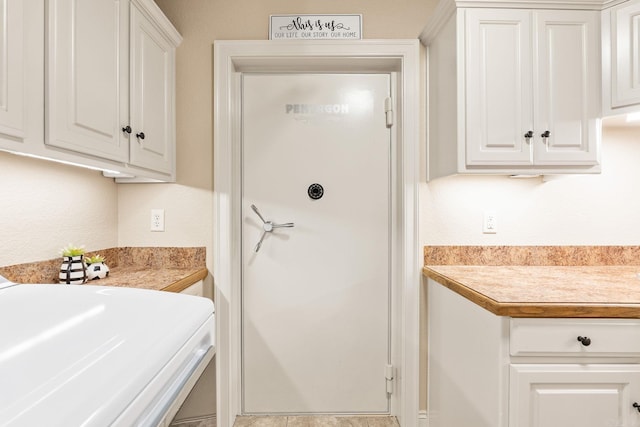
[510,318,640,356]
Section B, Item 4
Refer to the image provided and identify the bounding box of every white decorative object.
[86,262,110,281]
[59,255,87,284]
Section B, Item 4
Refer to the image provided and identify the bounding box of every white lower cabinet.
[510,364,640,427]
[427,279,640,427]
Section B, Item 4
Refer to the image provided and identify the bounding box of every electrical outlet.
[151,209,165,232]
[483,211,497,234]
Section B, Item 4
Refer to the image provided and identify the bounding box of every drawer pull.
[577,336,591,346]
[634,402,640,413]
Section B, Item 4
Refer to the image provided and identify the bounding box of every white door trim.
[213,40,421,427]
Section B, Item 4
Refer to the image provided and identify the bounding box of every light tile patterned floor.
[171,415,399,427]
[234,416,399,427]
[170,416,217,427]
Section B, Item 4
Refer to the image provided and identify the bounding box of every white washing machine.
[0,276,215,426]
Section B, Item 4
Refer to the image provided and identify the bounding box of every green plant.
[85,254,105,264]
[61,244,85,257]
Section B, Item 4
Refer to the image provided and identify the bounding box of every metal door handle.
[251,204,294,252]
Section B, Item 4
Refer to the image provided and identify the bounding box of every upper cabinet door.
[464,9,534,166]
[128,3,175,174]
[610,1,640,110]
[534,10,601,166]
[46,0,129,162]
[0,0,25,142]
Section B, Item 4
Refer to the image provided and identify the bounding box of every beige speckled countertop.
[423,246,640,318]
[0,247,208,293]
[94,266,208,293]
[424,265,640,318]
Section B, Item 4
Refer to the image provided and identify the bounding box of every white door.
[242,73,391,414]
[46,0,129,162]
[464,8,534,166]
[534,10,600,166]
[510,364,640,427]
[129,3,174,173]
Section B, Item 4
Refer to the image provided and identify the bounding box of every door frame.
[213,40,420,427]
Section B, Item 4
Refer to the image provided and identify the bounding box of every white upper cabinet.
[602,0,640,116]
[128,3,176,174]
[0,0,181,182]
[422,3,602,179]
[0,0,25,143]
[534,11,601,166]
[47,0,180,180]
[464,9,534,167]
[47,0,130,162]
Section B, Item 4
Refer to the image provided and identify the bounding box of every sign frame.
[269,14,362,40]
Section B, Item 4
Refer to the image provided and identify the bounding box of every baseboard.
[418,410,428,427]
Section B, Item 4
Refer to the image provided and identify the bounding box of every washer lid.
[0,284,214,426]
[0,274,16,289]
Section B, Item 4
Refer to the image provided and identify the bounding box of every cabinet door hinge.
[385,97,393,128]
[385,364,394,394]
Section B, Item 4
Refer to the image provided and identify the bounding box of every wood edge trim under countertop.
[422,267,640,318]
[162,268,208,293]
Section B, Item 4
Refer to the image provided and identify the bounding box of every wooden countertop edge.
[422,267,640,319]
[162,268,208,293]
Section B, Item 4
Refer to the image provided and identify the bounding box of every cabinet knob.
[541,130,551,138]
[634,402,640,413]
[136,132,145,140]
[577,336,591,346]
[524,131,533,140]
[122,126,132,135]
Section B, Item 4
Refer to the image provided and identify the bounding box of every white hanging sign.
[270,15,362,40]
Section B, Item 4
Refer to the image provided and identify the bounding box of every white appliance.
[0,278,215,427]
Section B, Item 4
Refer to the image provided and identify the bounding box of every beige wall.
[420,126,640,246]
[0,151,118,266]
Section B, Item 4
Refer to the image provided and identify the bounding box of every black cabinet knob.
[541,130,551,138]
[122,125,132,134]
[577,336,591,346]
[524,131,533,138]
[633,402,640,413]
[136,132,145,140]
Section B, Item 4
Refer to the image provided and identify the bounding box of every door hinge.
[385,364,394,394]
[384,97,393,128]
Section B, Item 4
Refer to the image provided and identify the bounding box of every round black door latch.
[308,183,324,200]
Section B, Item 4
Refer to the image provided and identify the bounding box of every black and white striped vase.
[59,255,87,284]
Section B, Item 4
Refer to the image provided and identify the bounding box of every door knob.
[541,130,550,139]
[122,125,132,135]
[633,402,640,413]
[136,132,145,140]
[577,336,591,346]
[250,204,294,253]
[524,131,533,143]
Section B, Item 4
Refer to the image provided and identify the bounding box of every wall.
[0,151,118,266]
[420,126,640,247]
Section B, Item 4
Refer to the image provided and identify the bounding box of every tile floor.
[171,415,399,427]
[170,416,217,427]
[234,416,399,427]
